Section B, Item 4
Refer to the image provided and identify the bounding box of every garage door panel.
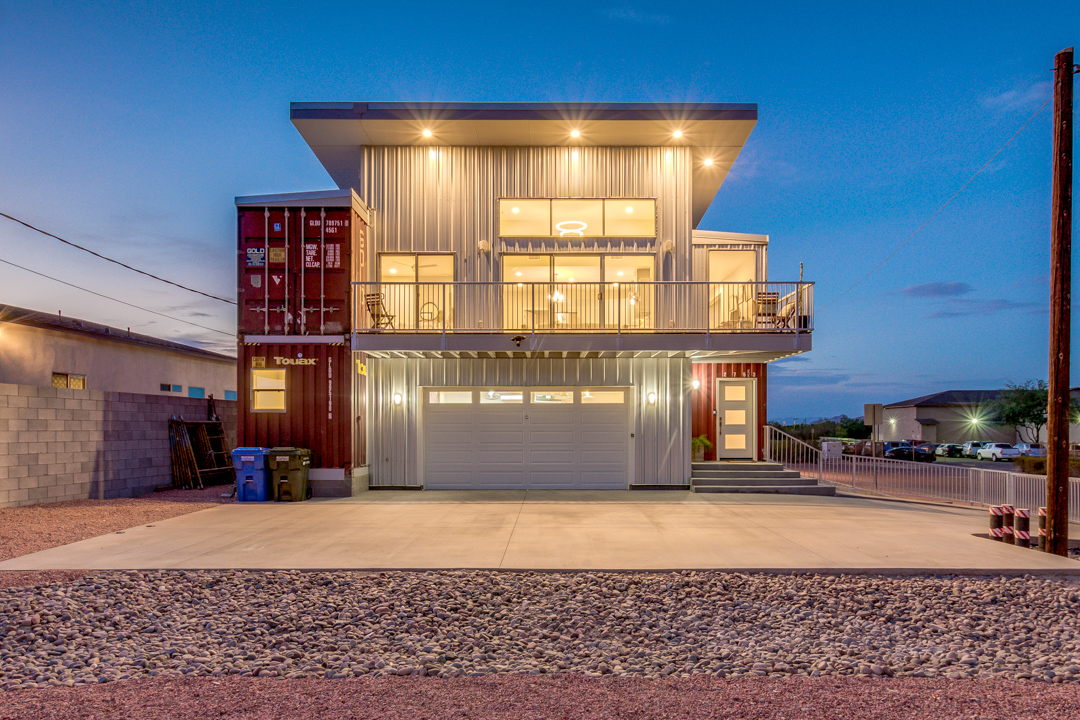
[425,387,629,489]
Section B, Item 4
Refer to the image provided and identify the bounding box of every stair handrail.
[763,425,822,482]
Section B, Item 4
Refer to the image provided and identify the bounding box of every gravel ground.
[4,675,1080,720]
[0,486,232,590]
[3,570,1080,691]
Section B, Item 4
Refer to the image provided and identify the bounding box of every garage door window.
[429,391,473,404]
[532,391,573,404]
[582,390,624,404]
[480,390,523,404]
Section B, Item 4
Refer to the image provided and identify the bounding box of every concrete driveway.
[2,490,1078,573]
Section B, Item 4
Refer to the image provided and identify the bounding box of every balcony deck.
[349,281,813,359]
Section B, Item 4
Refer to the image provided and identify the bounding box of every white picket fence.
[764,426,1080,522]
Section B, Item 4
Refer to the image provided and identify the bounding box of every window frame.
[251,368,287,413]
[497,198,657,239]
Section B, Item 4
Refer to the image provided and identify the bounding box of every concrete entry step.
[692,461,786,471]
[691,476,819,487]
[691,468,804,479]
[691,484,837,495]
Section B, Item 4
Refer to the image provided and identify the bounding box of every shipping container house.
[236,103,813,493]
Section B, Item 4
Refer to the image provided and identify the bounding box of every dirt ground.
[0,486,232,589]
[2,675,1079,720]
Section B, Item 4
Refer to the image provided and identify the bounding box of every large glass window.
[497,199,656,238]
[252,369,286,412]
[375,253,455,330]
[708,250,757,329]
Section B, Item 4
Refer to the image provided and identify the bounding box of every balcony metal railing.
[353,281,814,334]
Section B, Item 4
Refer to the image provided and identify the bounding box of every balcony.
[352,281,813,358]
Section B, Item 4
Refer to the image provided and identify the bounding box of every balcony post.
[441,283,447,349]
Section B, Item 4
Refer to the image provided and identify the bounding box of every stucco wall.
[880,405,1015,444]
[0,383,237,508]
[0,321,236,398]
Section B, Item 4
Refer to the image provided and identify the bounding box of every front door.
[716,379,756,459]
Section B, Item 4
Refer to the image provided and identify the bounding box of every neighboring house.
[236,101,813,492]
[0,304,238,507]
[880,390,1015,444]
[0,304,236,399]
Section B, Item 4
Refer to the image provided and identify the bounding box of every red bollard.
[1001,505,1015,545]
[1038,507,1047,551]
[989,506,1004,541]
[1015,508,1031,549]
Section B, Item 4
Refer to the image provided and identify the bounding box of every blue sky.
[0,0,1077,419]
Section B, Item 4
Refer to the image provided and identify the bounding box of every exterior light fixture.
[692,379,701,390]
[672,130,682,138]
[971,417,981,425]
[647,392,657,404]
[393,393,403,405]
[665,150,673,162]
[429,149,438,159]
[571,129,580,138]
[703,158,713,166]
[571,150,579,161]
[422,129,432,137]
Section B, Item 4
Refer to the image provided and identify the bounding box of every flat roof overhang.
[290,102,758,228]
[345,331,809,362]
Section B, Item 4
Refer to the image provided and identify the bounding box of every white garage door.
[424,388,630,489]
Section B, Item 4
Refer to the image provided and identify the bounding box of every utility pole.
[1046,47,1075,557]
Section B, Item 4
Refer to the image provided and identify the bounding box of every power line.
[0,211,236,305]
[821,94,1054,311]
[0,256,234,337]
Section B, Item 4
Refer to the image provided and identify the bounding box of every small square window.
[252,369,286,412]
[224,390,237,402]
[160,384,172,392]
[172,385,182,393]
[52,373,69,388]
[68,375,85,390]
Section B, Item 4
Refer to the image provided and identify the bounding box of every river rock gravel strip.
[2,570,1080,691]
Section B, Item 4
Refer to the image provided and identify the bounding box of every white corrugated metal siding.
[354,146,694,282]
[366,356,691,487]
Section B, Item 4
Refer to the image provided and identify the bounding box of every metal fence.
[353,281,814,334]
[764,425,1080,522]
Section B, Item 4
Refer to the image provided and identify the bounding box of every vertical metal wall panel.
[366,356,691,487]
[357,146,693,283]
[238,342,352,469]
[691,362,768,461]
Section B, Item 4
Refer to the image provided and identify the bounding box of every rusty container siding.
[691,362,767,461]
[237,205,367,336]
[238,342,354,470]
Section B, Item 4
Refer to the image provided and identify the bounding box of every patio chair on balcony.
[365,293,396,329]
[774,287,811,330]
[755,291,780,328]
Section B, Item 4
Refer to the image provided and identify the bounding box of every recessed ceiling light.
[422,129,432,137]
[516,271,522,276]
[673,130,682,138]
[704,158,713,166]
[389,268,397,274]
[617,271,624,276]
[571,129,580,138]
[568,278,575,282]
[625,206,633,213]
[512,207,520,213]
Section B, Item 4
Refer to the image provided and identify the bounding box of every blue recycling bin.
[232,448,270,502]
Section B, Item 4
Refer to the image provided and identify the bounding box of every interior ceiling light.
[555,220,586,237]
[512,207,520,213]
[571,129,580,138]
[516,271,522,276]
[673,130,682,138]
[617,271,624,276]
[422,129,432,137]
[625,206,633,213]
[703,158,713,166]
[389,268,397,274]
[568,278,575,282]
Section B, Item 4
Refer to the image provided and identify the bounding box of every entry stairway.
[690,462,836,495]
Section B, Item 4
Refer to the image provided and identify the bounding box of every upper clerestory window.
[498,199,656,238]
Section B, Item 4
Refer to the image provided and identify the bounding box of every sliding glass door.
[378,253,454,330]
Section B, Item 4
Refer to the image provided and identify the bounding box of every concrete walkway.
[2,491,1078,573]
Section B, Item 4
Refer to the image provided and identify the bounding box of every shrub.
[1012,455,1080,477]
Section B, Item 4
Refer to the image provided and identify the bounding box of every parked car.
[916,443,938,455]
[976,443,1021,462]
[882,441,913,454]
[961,441,986,458]
[935,443,964,458]
[884,445,936,463]
[1014,443,1046,458]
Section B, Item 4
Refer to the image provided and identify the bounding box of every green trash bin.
[268,448,312,502]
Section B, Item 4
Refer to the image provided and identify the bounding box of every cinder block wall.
[0,383,237,508]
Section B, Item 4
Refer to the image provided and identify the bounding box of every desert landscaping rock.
[3,570,1080,691]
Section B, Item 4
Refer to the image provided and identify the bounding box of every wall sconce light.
[478,239,491,254]
[647,392,657,404]
[393,393,403,406]
[661,240,675,255]
[691,379,700,390]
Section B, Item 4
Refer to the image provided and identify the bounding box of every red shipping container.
[237,342,366,470]
[237,197,368,336]
[691,363,767,462]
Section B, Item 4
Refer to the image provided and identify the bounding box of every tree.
[993,380,1077,444]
